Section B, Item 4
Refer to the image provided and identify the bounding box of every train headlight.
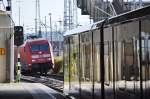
[32,55,39,58]
[32,59,36,62]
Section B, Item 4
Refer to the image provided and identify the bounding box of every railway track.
[21,74,63,92]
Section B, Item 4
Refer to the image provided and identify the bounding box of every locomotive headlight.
[32,59,36,62]
[43,54,50,58]
[32,55,39,58]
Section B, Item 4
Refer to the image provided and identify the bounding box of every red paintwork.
[15,38,54,72]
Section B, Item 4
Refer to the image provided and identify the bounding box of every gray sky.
[11,0,90,33]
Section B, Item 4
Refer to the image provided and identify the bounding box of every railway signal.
[14,26,24,46]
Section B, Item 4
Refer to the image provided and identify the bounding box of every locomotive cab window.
[30,44,49,51]
[40,44,49,51]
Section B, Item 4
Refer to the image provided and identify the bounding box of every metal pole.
[19,3,20,25]
[58,19,62,56]
[16,47,21,83]
[35,0,37,35]
[38,0,41,37]
[17,0,22,25]
[49,13,53,46]
[68,0,71,30]
[45,16,47,39]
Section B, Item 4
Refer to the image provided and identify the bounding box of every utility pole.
[35,0,37,36]
[57,18,62,33]
[45,16,47,39]
[18,2,20,26]
[49,13,53,46]
[57,18,62,56]
[16,0,22,26]
[38,0,41,37]
[35,0,41,37]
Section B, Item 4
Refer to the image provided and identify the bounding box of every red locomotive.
[19,38,54,74]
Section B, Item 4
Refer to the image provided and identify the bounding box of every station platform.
[0,83,65,99]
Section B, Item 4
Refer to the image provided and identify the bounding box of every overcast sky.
[11,0,90,33]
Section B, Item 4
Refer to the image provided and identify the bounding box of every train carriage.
[19,38,54,74]
[63,6,150,99]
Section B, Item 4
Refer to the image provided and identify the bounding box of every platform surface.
[0,83,65,99]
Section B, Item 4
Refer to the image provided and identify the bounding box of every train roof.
[64,21,101,36]
[64,5,150,36]
[20,38,49,47]
[26,38,48,43]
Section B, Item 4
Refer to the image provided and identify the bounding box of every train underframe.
[22,62,53,75]
[31,62,53,75]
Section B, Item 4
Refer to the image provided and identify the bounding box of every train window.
[93,29,100,82]
[30,45,39,51]
[124,42,134,56]
[104,27,113,86]
[64,38,70,94]
[30,44,49,51]
[141,19,150,98]
[69,35,80,94]
[39,44,49,51]
[80,32,93,98]
[81,32,90,43]
[104,41,111,83]
[113,21,140,99]
[93,43,100,82]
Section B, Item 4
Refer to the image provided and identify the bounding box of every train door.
[140,19,150,99]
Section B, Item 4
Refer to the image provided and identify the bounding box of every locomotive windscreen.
[30,44,49,51]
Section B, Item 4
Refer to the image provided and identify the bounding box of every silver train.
[63,6,150,99]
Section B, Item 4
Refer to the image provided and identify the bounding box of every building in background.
[77,0,150,22]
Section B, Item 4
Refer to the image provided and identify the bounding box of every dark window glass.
[30,44,49,51]
[40,44,49,51]
[30,45,39,51]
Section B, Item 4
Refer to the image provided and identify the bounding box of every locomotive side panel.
[20,43,32,72]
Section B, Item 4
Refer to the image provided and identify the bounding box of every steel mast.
[64,0,78,31]
[35,0,41,37]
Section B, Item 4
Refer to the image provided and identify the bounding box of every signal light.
[14,26,24,46]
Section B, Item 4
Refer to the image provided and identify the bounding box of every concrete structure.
[77,0,150,22]
[0,10,14,82]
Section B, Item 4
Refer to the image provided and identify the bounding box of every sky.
[11,0,150,33]
[11,0,91,33]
